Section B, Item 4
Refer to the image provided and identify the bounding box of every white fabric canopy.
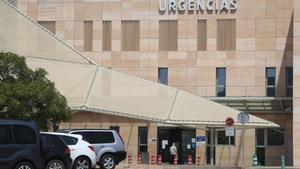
[0,0,278,128]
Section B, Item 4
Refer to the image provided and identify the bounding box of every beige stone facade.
[14,0,295,166]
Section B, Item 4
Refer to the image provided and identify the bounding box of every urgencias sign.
[159,0,237,12]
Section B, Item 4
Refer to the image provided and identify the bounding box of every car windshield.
[59,135,78,145]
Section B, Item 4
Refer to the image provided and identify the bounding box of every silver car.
[62,129,126,169]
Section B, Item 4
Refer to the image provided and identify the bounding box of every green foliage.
[0,52,71,131]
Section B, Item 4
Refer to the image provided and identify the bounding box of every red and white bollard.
[188,155,193,165]
[174,155,178,165]
[137,154,142,164]
[127,153,132,167]
[151,155,156,165]
[157,155,162,165]
[197,156,202,165]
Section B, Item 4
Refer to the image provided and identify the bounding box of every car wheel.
[73,156,91,169]
[100,154,116,169]
[46,159,65,169]
[14,162,34,169]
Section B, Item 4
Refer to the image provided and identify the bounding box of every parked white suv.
[61,129,126,169]
[45,132,97,169]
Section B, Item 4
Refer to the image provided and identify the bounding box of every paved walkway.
[112,164,300,169]
[115,164,241,169]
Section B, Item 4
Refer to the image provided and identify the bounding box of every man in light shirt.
[169,143,178,164]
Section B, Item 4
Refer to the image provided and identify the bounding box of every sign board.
[191,138,196,143]
[225,117,234,127]
[196,136,206,146]
[238,112,250,124]
[196,136,206,142]
[225,127,235,137]
[162,140,168,149]
[158,0,238,12]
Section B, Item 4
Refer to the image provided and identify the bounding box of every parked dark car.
[0,120,44,169]
[40,133,72,169]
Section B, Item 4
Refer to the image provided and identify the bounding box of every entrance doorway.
[157,127,196,164]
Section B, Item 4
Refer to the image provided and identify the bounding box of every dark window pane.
[138,127,148,153]
[266,68,276,97]
[41,134,65,149]
[217,87,226,97]
[216,69,226,85]
[73,131,115,144]
[216,68,226,97]
[110,126,120,133]
[60,135,78,145]
[267,87,275,97]
[206,146,216,165]
[0,125,13,145]
[139,146,148,153]
[256,147,265,166]
[256,129,265,146]
[206,130,213,145]
[217,131,234,145]
[286,88,293,97]
[286,68,293,85]
[139,127,148,144]
[286,67,293,97]
[14,125,36,144]
[41,134,55,147]
[267,77,275,86]
[267,128,284,145]
[158,68,168,85]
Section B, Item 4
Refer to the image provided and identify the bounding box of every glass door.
[206,129,216,165]
[181,129,196,164]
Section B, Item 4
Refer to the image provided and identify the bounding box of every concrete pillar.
[294,0,300,166]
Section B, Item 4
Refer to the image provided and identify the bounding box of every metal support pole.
[210,127,214,166]
[241,112,245,167]
[229,136,231,166]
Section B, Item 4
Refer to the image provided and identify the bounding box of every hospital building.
[1,0,300,167]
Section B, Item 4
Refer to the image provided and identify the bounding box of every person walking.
[169,143,178,164]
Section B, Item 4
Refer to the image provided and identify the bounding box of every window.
[217,130,234,145]
[14,125,36,144]
[41,134,56,147]
[110,126,120,133]
[73,131,115,144]
[217,19,236,50]
[59,135,78,145]
[158,68,168,85]
[41,134,64,148]
[256,129,265,146]
[103,21,112,51]
[38,21,56,34]
[286,67,293,97]
[266,68,276,97]
[138,127,148,153]
[122,21,140,51]
[216,68,226,97]
[267,128,284,145]
[197,20,207,51]
[159,20,177,51]
[255,128,284,146]
[0,125,13,145]
[84,21,93,51]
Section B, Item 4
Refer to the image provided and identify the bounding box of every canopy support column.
[210,127,214,166]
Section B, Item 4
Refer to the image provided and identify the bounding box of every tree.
[0,52,71,131]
